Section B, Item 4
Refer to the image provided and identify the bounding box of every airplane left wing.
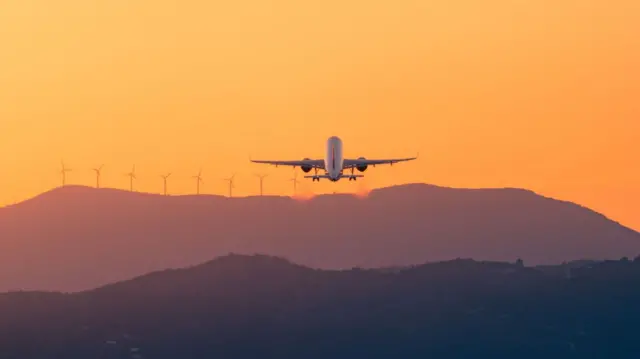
[343,154,418,168]
[250,159,325,169]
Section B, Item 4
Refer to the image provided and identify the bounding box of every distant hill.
[1,254,640,358]
[0,184,638,292]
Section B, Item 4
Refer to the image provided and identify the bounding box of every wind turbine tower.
[93,165,104,188]
[60,161,71,187]
[223,174,236,198]
[126,165,137,191]
[255,173,268,196]
[289,170,300,196]
[193,169,204,195]
[161,172,172,196]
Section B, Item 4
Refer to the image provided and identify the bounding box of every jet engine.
[300,158,313,173]
[356,157,368,172]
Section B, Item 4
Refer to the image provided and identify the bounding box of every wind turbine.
[126,165,137,191]
[92,164,104,188]
[60,160,71,186]
[289,170,300,196]
[255,173,268,196]
[193,169,203,195]
[160,172,172,196]
[223,174,236,198]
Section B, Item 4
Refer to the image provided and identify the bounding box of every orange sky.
[0,0,638,230]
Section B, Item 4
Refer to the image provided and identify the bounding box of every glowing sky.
[0,0,638,230]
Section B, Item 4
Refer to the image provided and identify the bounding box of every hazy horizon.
[1,182,638,292]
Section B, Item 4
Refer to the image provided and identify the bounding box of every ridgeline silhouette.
[1,254,640,358]
[0,183,638,292]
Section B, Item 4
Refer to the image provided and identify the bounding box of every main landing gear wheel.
[348,168,357,181]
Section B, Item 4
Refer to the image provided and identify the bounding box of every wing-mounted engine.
[356,157,368,172]
[300,158,313,173]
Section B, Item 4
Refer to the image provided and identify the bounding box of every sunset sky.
[0,0,638,230]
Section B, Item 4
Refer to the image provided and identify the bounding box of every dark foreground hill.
[0,184,639,292]
[1,254,640,359]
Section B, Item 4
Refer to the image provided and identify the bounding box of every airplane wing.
[250,158,325,169]
[343,154,418,168]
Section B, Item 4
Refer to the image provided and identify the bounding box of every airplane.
[250,136,418,182]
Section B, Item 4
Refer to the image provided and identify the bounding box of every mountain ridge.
[9,183,624,225]
[0,183,638,292]
[2,254,640,358]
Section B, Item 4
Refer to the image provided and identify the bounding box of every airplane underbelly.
[325,136,344,179]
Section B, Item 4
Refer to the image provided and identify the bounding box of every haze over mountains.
[0,183,638,292]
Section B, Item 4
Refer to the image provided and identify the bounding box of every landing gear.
[312,168,320,182]
[348,168,357,181]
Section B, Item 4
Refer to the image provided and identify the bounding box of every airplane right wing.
[343,154,418,168]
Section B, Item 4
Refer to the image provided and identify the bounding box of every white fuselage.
[324,136,344,181]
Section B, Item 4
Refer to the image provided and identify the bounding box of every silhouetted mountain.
[1,254,640,358]
[0,184,638,292]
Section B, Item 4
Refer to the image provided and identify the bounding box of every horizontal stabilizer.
[303,174,364,181]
